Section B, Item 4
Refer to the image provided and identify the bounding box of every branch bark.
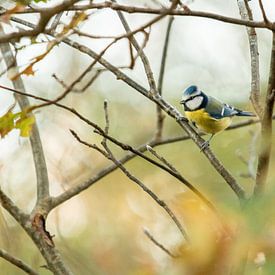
[2,14,246,201]
[4,2,275,30]
[155,16,174,141]
[237,0,262,117]
[0,249,38,275]
[254,32,275,195]
[0,24,73,275]
[0,24,49,211]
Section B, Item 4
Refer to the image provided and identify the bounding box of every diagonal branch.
[112,0,158,93]
[1,82,265,207]
[258,0,270,25]
[2,14,246,200]
[0,0,79,43]
[0,189,28,228]
[71,129,190,242]
[4,16,246,200]
[0,248,38,275]
[144,228,178,258]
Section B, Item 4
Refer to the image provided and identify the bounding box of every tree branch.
[71,129,190,242]
[0,0,79,43]
[237,0,263,117]
[0,248,38,275]
[144,228,178,258]
[155,16,174,141]
[254,31,275,195]
[5,2,275,30]
[0,24,50,209]
[2,14,247,201]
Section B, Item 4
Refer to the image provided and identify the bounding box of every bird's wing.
[205,97,238,119]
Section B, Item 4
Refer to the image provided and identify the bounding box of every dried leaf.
[0,4,25,23]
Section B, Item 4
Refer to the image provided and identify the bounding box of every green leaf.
[0,111,16,138]
[15,114,35,137]
[33,0,48,3]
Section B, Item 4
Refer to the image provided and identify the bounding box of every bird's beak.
[180,99,185,104]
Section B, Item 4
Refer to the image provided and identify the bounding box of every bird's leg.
[200,134,214,151]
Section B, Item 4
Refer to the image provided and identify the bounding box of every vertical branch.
[237,0,263,117]
[155,16,174,141]
[0,24,50,208]
[254,32,275,195]
[0,24,72,275]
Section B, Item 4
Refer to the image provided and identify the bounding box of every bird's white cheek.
[186,96,203,110]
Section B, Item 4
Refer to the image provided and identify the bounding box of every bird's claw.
[177,116,188,122]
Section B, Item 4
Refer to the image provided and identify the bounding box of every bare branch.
[0,249,38,275]
[0,189,28,228]
[6,2,275,30]
[2,14,247,200]
[155,16,174,141]
[104,139,190,242]
[258,0,270,25]
[71,129,190,241]
[0,0,79,43]
[0,24,50,208]
[143,228,178,258]
[146,145,178,173]
[254,32,275,195]
[237,0,263,117]
[112,0,159,93]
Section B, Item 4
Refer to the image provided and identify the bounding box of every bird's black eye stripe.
[181,95,198,104]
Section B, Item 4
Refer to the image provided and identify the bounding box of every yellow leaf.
[0,111,16,138]
[61,12,88,35]
[15,114,35,137]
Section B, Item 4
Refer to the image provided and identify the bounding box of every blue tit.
[180,85,255,150]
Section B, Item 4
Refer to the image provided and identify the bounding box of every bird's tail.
[236,110,256,117]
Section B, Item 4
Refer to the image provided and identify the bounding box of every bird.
[180,85,255,150]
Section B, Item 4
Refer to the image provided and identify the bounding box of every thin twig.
[2,16,246,200]
[71,129,190,241]
[2,18,247,202]
[143,228,178,258]
[0,0,79,43]
[146,145,178,173]
[258,0,269,24]
[155,16,174,141]
[0,249,38,275]
[105,141,190,242]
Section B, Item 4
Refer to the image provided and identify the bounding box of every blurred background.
[0,0,275,274]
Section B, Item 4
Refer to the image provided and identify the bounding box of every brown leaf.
[0,4,25,23]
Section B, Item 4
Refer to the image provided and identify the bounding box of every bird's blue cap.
[184,85,198,96]
[181,85,199,102]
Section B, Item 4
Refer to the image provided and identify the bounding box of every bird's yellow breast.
[185,109,232,134]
